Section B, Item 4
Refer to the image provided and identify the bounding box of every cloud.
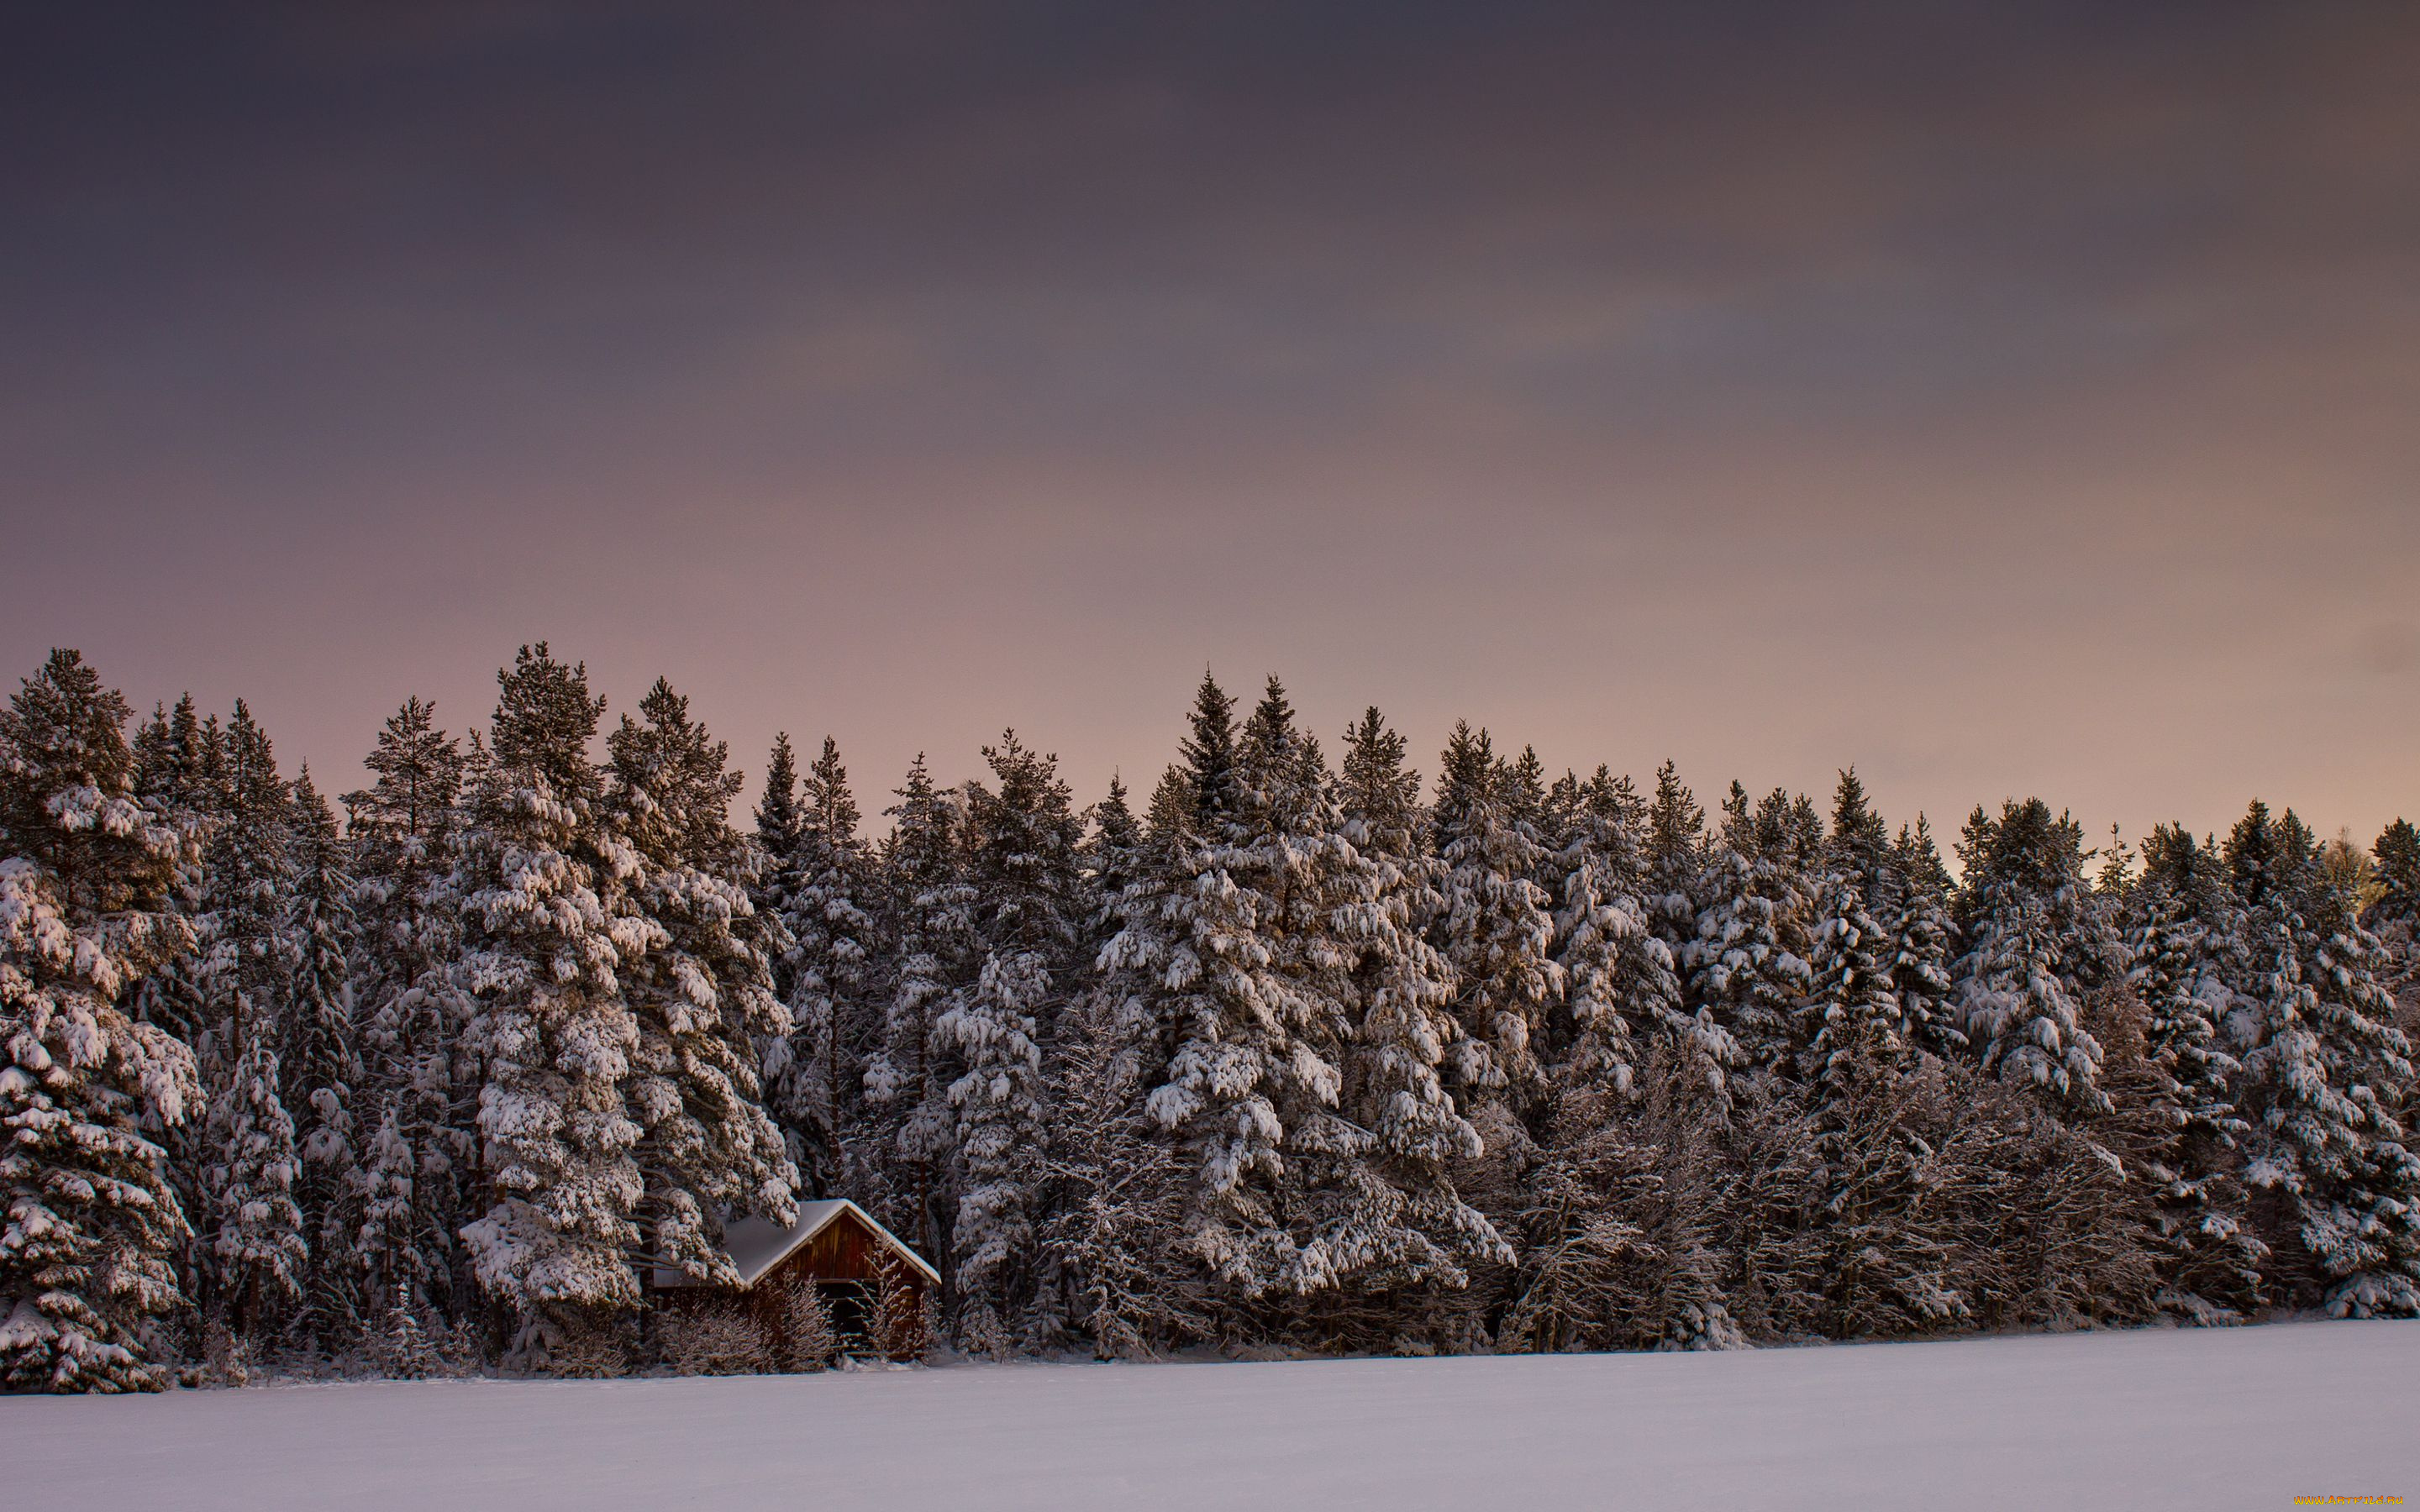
[3,1,2417,847]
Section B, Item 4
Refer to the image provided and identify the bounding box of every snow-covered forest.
[4,643,2417,1393]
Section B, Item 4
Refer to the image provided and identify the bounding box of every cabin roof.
[655,1198,941,1290]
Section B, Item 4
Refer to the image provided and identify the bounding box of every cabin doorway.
[820,1281,874,1352]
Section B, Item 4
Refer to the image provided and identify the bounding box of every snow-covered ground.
[5,1320,2411,1510]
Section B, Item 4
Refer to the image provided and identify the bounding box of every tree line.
[3,645,2415,1391]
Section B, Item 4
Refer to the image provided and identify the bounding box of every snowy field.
[6,1320,2412,1511]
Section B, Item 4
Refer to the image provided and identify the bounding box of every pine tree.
[2374,819,2420,933]
[1550,767,1678,1097]
[1884,819,1965,1060]
[2220,806,2420,1318]
[861,754,977,1284]
[1121,678,1375,1304]
[1082,775,1143,919]
[197,701,309,1338]
[208,1027,308,1341]
[2369,819,2419,1022]
[605,679,799,1289]
[128,696,218,1049]
[1645,761,1705,957]
[1798,864,1902,1090]
[283,769,362,1348]
[1826,768,1891,881]
[1428,722,1564,1119]
[1321,709,1503,1326]
[1953,800,2117,1116]
[1178,671,1239,835]
[939,731,1082,1350]
[455,646,652,1353]
[340,697,472,1331]
[2122,824,2264,1319]
[758,737,883,1198]
[0,651,204,1392]
[753,733,804,867]
[1686,785,1813,1076]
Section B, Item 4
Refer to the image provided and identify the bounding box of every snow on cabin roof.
[654,1199,940,1290]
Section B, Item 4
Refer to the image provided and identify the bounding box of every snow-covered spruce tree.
[2221,804,2420,1317]
[339,697,472,1332]
[860,753,977,1283]
[1142,678,1314,1302]
[1952,800,2121,1117]
[1097,679,1269,1306]
[1116,676,1364,1312]
[939,730,1082,1352]
[1089,765,1190,1112]
[283,769,363,1349]
[1826,770,1891,895]
[125,694,219,1317]
[129,695,217,1034]
[1644,762,1704,955]
[197,701,309,1341]
[2366,818,2419,1028]
[2118,824,2264,1320]
[455,645,654,1358]
[0,650,204,1392]
[1883,818,1965,1061]
[1428,722,1564,1129]
[604,679,798,1292]
[755,735,883,1199]
[1318,708,1505,1346]
[1797,863,1902,1091]
[1686,785,1814,1077]
[1549,767,1681,1100]
[1081,775,1144,930]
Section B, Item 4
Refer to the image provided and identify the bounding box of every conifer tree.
[1798,864,1902,1089]
[283,769,362,1347]
[128,696,218,1053]
[939,730,1082,1350]
[1686,785,1813,1076]
[605,679,798,1289]
[1178,672,1239,834]
[1092,767,1190,1097]
[2122,824,2264,1318]
[341,697,471,1329]
[861,754,977,1279]
[1119,678,1379,1303]
[752,733,804,867]
[1645,761,1705,955]
[1954,800,2117,1116]
[1078,774,1144,970]
[1827,769,1891,896]
[0,651,203,1392]
[2366,819,2419,1019]
[758,736,883,1197]
[1884,819,1965,1060]
[1550,767,1678,1097]
[2219,805,2420,1318]
[197,701,309,1338]
[455,646,652,1352]
[1323,709,1503,1318]
[1428,722,1563,1119]
[2374,820,2420,933]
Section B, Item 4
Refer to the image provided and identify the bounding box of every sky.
[4,2,2416,851]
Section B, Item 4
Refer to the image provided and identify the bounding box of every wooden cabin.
[652,1199,939,1361]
